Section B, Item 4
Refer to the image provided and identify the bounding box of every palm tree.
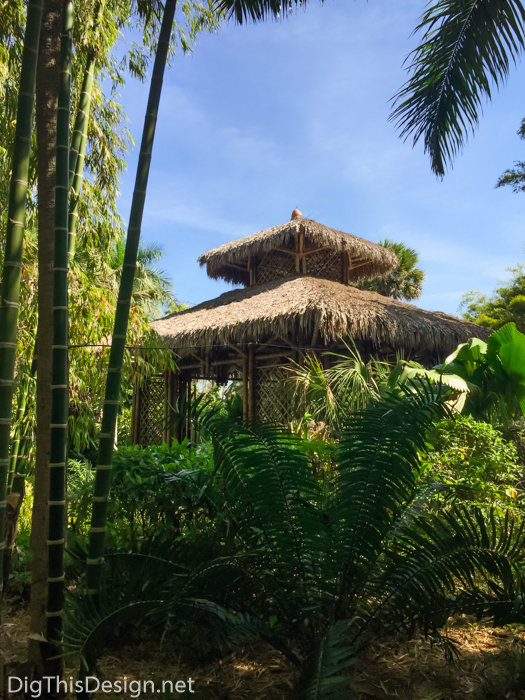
[355,239,425,301]
[66,387,525,698]
[0,0,42,600]
[390,0,525,176]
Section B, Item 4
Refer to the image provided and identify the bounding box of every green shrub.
[67,439,216,549]
[422,416,523,507]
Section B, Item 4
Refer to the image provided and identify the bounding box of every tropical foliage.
[64,387,525,698]
[391,0,525,175]
[496,116,525,193]
[461,264,525,333]
[422,416,523,508]
[431,325,525,425]
[355,239,426,301]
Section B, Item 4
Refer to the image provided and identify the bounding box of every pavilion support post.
[174,373,186,443]
[186,377,192,443]
[165,370,177,444]
[131,379,141,444]
[343,252,349,285]
[248,346,256,422]
[242,354,249,423]
[163,370,171,445]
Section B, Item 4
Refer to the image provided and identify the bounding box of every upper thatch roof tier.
[198,217,398,286]
[152,275,490,357]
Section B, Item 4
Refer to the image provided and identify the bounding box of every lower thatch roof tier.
[152,276,490,357]
[198,217,398,285]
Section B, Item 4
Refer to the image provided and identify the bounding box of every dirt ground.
[3,604,525,699]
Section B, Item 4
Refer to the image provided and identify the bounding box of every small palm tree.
[356,239,425,301]
[66,386,525,698]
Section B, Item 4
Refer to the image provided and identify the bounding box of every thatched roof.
[198,217,398,285]
[152,275,490,356]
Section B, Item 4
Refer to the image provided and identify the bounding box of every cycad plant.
[0,0,42,597]
[66,385,525,697]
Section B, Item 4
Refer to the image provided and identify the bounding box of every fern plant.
[65,386,525,698]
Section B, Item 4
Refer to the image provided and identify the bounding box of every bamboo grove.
[0,0,222,667]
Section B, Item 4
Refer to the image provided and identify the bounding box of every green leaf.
[390,0,525,175]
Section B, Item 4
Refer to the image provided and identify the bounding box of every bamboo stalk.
[86,0,178,596]
[7,384,29,493]
[68,55,95,257]
[0,0,43,600]
[45,0,73,646]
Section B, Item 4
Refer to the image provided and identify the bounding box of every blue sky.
[115,0,525,317]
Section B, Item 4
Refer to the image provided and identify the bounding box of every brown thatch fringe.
[198,217,398,285]
[152,275,490,356]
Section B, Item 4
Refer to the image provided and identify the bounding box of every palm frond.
[297,621,356,700]
[185,401,326,601]
[361,506,525,644]
[214,0,314,24]
[390,0,525,175]
[332,383,450,600]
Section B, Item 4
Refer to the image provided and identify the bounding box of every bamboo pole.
[68,55,95,257]
[45,0,73,648]
[0,0,43,600]
[86,0,178,597]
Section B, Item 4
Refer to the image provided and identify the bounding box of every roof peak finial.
[291,208,303,220]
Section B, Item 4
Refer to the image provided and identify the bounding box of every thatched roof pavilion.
[198,216,397,285]
[132,211,490,446]
[153,276,486,355]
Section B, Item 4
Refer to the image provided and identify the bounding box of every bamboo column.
[46,0,73,647]
[86,0,178,597]
[0,0,43,600]
[68,55,95,257]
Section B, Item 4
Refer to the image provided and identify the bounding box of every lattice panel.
[256,366,294,423]
[256,249,295,285]
[138,376,166,445]
[306,249,343,282]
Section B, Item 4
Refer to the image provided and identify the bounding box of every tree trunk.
[28,0,62,675]
[45,0,73,655]
[0,0,43,602]
[86,0,178,597]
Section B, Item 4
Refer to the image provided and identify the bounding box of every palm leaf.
[183,402,327,618]
[297,621,356,700]
[487,322,525,413]
[390,0,525,175]
[360,506,525,645]
[214,0,313,24]
[332,383,450,601]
